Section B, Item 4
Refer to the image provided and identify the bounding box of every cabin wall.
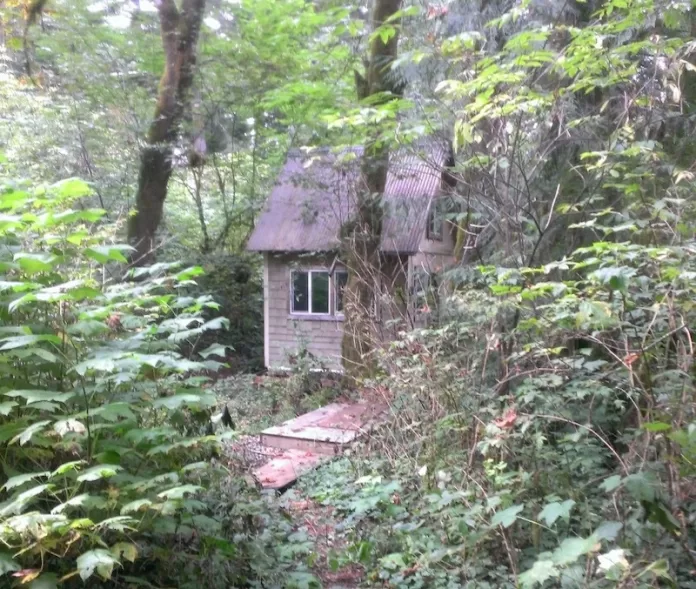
[264,252,344,370]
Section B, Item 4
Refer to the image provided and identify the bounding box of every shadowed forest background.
[0,0,695,586]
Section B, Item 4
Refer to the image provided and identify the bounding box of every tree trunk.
[127,0,206,265]
[341,0,403,379]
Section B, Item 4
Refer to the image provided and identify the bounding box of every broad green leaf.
[120,499,153,514]
[595,521,623,541]
[198,343,231,359]
[152,393,216,411]
[51,460,86,477]
[76,465,122,482]
[519,560,559,588]
[0,401,17,415]
[490,504,524,528]
[76,549,119,581]
[111,542,138,563]
[643,421,671,432]
[28,573,59,589]
[599,475,622,493]
[2,471,50,491]
[0,552,20,575]
[96,516,136,532]
[552,536,599,566]
[12,420,52,446]
[84,245,132,264]
[157,485,203,500]
[14,253,57,274]
[538,499,575,526]
[73,355,118,376]
[51,493,106,514]
[5,390,74,405]
[0,484,54,516]
[0,335,61,350]
[51,178,92,199]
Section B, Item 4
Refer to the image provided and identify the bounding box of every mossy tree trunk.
[127,0,206,265]
[341,0,403,379]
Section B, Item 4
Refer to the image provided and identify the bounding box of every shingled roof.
[246,142,452,255]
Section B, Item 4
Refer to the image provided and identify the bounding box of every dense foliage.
[1,0,695,586]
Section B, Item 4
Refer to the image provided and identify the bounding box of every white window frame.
[290,269,332,316]
[427,198,444,241]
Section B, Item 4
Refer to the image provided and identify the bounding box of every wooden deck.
[252,402,386,490]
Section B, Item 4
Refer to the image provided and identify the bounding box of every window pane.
[335,272,348,313]
[429,200,443,240]
[292,272,309,312]
[311,272,329,314]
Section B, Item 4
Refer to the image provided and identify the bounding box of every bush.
[183,253,264,373]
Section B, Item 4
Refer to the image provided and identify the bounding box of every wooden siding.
[265,253,344,369]
[262,229,455,370]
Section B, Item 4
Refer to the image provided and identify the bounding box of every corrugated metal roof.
[246,142,450,254]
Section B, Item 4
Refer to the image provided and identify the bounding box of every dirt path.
[282,494,364,588]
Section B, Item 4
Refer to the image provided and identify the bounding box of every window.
[291,270,330,314]
[335,271,348,314]
[412,268,432,313]
[427,198,444,241]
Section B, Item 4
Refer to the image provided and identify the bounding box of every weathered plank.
[252,449,326,490]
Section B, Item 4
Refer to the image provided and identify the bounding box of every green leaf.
[51,178,92,199]
[14,253,57,274]
[111,542,138,563]
[491,504,524,528]
[0,552,20,575]
[76,549,119,581]
[152,392,216,411]
[0,401,17,415]
[156,485,203,499]
[120,499,153,514]
[538,499,575,526]
[643,421,671,432]
[76,465,122,482]
[12,420,52,446]
[599,475,622,493]
[51,493,106,514]
[2,471,50,491]
[51,460,86,476]
[28,573,59,589]
[198,343,231,359]
[552,536,598,566]
[594,521,622,541]
[84,245,132,264]
[519,560,559,588]
[0,335,61,350]
[95,402,136,421]
[96,516,136,532]
[5,390,74,405]
[73,355,118,376]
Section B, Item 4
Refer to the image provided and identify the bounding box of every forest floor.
[212,373,373,587]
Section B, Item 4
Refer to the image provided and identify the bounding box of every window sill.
[289,314,345,322]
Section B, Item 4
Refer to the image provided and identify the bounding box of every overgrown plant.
[0,175,239,586]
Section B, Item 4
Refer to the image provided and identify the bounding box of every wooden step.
[252,449,326,490]
[259,402,387,455]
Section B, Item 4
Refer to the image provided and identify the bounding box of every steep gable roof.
[246,142,452,254]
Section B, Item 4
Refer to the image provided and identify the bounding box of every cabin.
[246,142,457,371]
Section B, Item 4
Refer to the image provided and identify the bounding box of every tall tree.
[127,0,206,265]
[341,0,403,377]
